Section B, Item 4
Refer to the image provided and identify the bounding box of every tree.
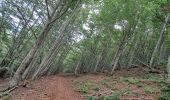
[149,13,170,66]
[9,0,77,88]
[167,55,170,83]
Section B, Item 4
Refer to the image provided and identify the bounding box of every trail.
[10,75,83,100]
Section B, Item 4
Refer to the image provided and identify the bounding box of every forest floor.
[0,67,166,100]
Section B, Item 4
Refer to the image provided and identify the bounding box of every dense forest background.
[0,0,170,99]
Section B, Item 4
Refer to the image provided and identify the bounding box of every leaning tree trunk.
[167,55,170,83]
[10,23,51,88]
[21,51,40,80]
[110,14,140,75]
[9,0,65,88]
[149,13,170,66]
[110,33,129,75]
[32,8,79,80]
[50,46,71,75]
[128,35,140,68]
[74,60,80,75]
[94,49,104,72]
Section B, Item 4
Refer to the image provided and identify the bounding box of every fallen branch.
[134,58,163,74]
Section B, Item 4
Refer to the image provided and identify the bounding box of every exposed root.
[0,86,17,98]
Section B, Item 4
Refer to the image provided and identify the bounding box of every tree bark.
[149,13,170,66]
[128,35,140,68]
[167,56,170,83]
[94,49,104,72]
[74,60,80,75]
[10,23,51,87]
[9,1,65,88]
[31,8,79,80]
[21,51,40,80]
[110,33,128,75]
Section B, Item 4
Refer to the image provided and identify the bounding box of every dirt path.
[9,75,83,100]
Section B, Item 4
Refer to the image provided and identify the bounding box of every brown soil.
[9,75,83,100]
[0,68,162,100]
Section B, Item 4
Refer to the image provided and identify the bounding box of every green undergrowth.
[143,85,159,94]
[87,88,141,100]
[159,84,170,100]
[74,73,165,100]
[0,91,10,100]
[141,74,166,83]
[76,80,96,94]
[120,73,166,84]
[120,77,140,84]
[88,91,120,100]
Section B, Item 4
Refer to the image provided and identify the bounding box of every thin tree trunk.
[110,13,141,74]
[167,56,170,83]
[75,60,80,75]
[32,8,79,80]
[50,46,71,74]
[110,33,128,75]
[149,13,170,66]
[31,40,63,80]
[128,35,140,68]
[9,1,65,88]
[21,51,39,80]
[10,23,51,87]
[40,42,63,76]
[94,49,104,72]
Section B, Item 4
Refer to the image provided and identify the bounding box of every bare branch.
[45,0,50,19]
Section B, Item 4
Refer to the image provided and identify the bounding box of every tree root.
[0,86,17,98]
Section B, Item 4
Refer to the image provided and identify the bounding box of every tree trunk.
[149,13,170,66]
[21,51,39,80]
[10,24,51,87]
[54,47,71,74]
[167,56,170,83]
[128,35,140,68]
[31,40,62,80]
[110,13,141,75]
[74,60,80,75]
[9,1,65,88]
[94,49,104,72]
[31,8,79,80]
[110,33,128,75]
